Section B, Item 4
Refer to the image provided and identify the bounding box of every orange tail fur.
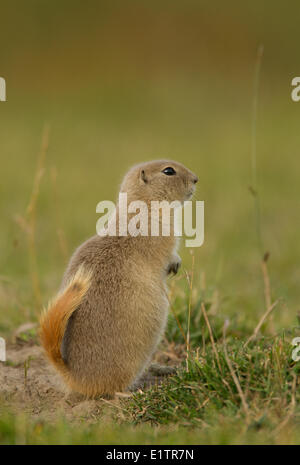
[39,266,92,374]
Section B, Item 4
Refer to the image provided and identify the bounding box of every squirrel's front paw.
[167,255,181,275]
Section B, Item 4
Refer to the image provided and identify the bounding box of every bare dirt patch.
[0,330,183,423]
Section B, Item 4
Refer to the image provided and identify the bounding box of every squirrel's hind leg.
[148,362,177,376]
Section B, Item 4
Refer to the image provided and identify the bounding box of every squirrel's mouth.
[185,188,195,200]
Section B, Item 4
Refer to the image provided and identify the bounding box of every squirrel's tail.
[39,265,92,374]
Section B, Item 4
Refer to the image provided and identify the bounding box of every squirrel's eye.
[162,167,176,176]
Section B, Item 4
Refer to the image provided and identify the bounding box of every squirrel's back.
[40,160,198,397]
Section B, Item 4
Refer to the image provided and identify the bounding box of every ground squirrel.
[40,160,198,397]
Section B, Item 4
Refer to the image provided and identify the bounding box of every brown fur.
[40,160,197,397]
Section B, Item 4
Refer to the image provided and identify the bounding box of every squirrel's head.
[120,160,198,204]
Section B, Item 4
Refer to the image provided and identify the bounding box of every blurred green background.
[0,0,300,333]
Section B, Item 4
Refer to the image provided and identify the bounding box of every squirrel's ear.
[140,169,148,183]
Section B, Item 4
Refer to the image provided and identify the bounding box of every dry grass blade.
[244,299,279,348]
[27,124,50,216]
[261,252,271,310]
[223,320,249,420]
[261,251,276,334]
[183,253,195,372]
[25,124,50,310]
[14,124,50,311]
[201,302,222,373]
[250,44,264,255]
[186,253,195,352]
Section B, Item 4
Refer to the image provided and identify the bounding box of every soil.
[0,325,183,423]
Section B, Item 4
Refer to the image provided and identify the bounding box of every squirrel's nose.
[192,175,198,184]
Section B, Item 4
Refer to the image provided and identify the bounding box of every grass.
[1,327,300,444]
[1,236,300,444]
[1,104,300,441]
[129,335,298,425]
[1,6,300,441]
